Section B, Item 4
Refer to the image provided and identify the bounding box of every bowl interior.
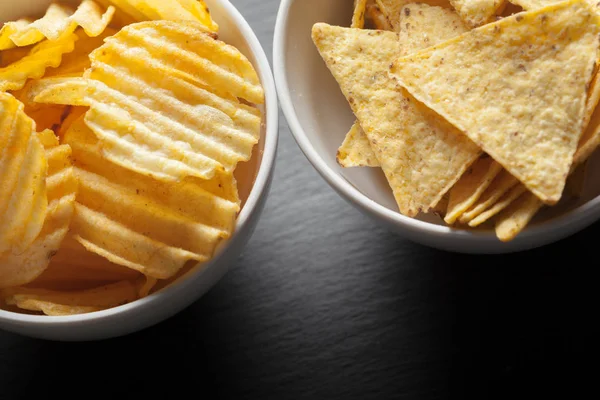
[278,0,600,233]
[0,0,274,320]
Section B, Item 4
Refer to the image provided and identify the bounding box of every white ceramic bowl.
[274,0,600,254]
[0,0,278,341]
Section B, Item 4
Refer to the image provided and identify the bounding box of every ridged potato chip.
[0,94,47,257]
[2,280,138,316]
[0,122,77,289]
[1,1,115,49]
[0,32,77,91]
[391,0,600,205]
[64,117,240,280]
[102,0,218,32]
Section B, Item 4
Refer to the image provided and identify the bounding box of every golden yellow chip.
[508,0,597,11]
[337,122,380,167]
[444,156,502,224]
[459,170,519,224]
[391,1,600,205]
[0,94,47,259]
[0,20,30,50]
[375,0,452,30]
[0,33,77,91]
[313,16,479,217]
[2,280,138,316]
[64,117,240,280]
[450,0,507,27]
[337,3,469,172]
[366,0,393,30]
[103,0,218,32]
[25,237,142,291]
[468,184,528,227]
[4,1,115,49]
[352,0,369,28]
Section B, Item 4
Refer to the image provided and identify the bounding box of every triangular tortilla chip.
[337,4,468,169]
[444,155,502,224]
[375,0,453,31]
[337,122,380,167]
[450,0,507,27]
[312,23,480,216]
[391,0,600,205]
[352,0,369,28]
[510,0,597,11]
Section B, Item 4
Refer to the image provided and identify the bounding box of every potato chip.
[0,20,30,50]
[468,183,528,227]
[0,94,47,257]
[337,122,380,167]
[6,1,115,49]
[64,117,239,280]
[0,119,77,289]
[444,156,502,224]
[459,170,519,223]
[366,0,393,30]
[27,237,142,291]
[449,0,507,27]
[2,280,138,315]
[102,0,218,32]
[313,12,480,216]
[390,1,600,205]
[352,0,369,28]
[0,33,77,91]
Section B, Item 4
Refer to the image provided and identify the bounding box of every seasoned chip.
[337,122,380,167]
[494,86,600,241]
[64,117,239,280]
[444,156,502,224]
[0,94,47,258]
[366,0,393,30]
[450,0,507,27]
[0,123,76,289]
[468,184,528,227]
[375,0,452,30]
[391,1,600,205]
[5,1,115,49]
[459,170,519,223]
[313,14,480,216]
[2,280,138,315]
[102,0,218,32]
[352,0,369,28]
[0,33,77,91]
[338,3,469,173]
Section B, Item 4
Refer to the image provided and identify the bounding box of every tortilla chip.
[375,0,452,31]
[509,0,596,11]
[459,170,519,223]
[399,3,468,51]
[366,0,393,30]
[352,0,369,28]
[337,122,380,167]
[391,1,600,205]
[469,184,528,227]
[450,0,507,27]
[493,84,600,241]
[312,22,480,216]
[444,156,502,224]
[495,192,542,241]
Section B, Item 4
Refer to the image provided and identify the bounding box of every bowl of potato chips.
[275,0,600,253]
[0,0,278,340]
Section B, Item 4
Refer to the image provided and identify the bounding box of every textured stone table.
[0,1,599,398]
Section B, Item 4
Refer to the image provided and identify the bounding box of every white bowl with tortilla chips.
[0,0,278,340]
[274,0,600,254]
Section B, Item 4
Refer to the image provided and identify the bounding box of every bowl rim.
[272,0,600,249]
[0,0,279,325]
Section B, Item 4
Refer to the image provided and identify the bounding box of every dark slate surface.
[1,1,599,398]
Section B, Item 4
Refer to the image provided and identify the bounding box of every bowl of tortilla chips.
[274,0,600,253]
